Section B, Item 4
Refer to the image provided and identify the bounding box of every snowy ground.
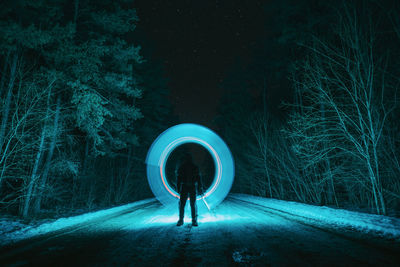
[0,198,156,247]
[1,194,399,266]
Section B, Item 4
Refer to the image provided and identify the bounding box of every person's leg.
[178,190,188,224]
[189,188,197,224]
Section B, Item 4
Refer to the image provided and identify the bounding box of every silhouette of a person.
[176,153,203,226]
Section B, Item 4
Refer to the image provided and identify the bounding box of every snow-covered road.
[1,194,399,266]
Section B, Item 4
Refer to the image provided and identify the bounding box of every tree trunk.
[21,83,52,218]
[22,126,46,218]
[320,101,338,207]
[0,53,17,156]
[33,96,61,214]
[0,52,9,97]
[261,79,272,198]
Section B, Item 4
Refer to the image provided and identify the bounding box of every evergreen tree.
[0,0,168,216]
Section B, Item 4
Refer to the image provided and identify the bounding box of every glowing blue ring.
[146,123,234,211]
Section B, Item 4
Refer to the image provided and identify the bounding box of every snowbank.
[0,198,155,247]
[231,194,400,240]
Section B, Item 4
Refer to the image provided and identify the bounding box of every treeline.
[0,0,173,218]
[218,0,400,215]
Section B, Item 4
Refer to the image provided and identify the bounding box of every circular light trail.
[146,123,234,212]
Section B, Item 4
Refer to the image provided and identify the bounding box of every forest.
[217,0,400,216]
[0,0,399,222]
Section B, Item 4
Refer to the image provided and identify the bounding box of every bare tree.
[0,85,50,214]
[288,6,397,214]
[0,53,18,156]
[32,96,61,214]
[249,113,273,198]
[21,79,56,218]
[247,112,317,203]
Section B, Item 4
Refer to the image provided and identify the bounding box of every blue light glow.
[146,123,235,213]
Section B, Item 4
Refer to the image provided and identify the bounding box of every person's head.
[181,152,193,164]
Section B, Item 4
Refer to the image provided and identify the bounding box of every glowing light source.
[146,123,234,212]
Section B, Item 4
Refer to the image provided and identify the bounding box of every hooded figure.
[176,153,203,226]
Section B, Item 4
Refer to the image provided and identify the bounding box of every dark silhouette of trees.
[0,0,173,218]
[217,0,400,215]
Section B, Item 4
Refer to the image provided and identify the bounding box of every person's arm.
[177,166,182,194]
[196,166,204,195]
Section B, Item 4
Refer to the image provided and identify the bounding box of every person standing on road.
[176,153,203,227]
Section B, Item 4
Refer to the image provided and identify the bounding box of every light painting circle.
[146,123,234,211]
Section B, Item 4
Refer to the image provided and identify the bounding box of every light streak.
[145,123,234,212]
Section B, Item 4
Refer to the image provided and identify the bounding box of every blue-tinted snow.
[231,194,400,240]
[1,194,399,247]
[0,198,155,246]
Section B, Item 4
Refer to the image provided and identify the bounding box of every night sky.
[134,0,266,126]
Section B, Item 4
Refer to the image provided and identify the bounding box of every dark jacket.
[177,160,203,194]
